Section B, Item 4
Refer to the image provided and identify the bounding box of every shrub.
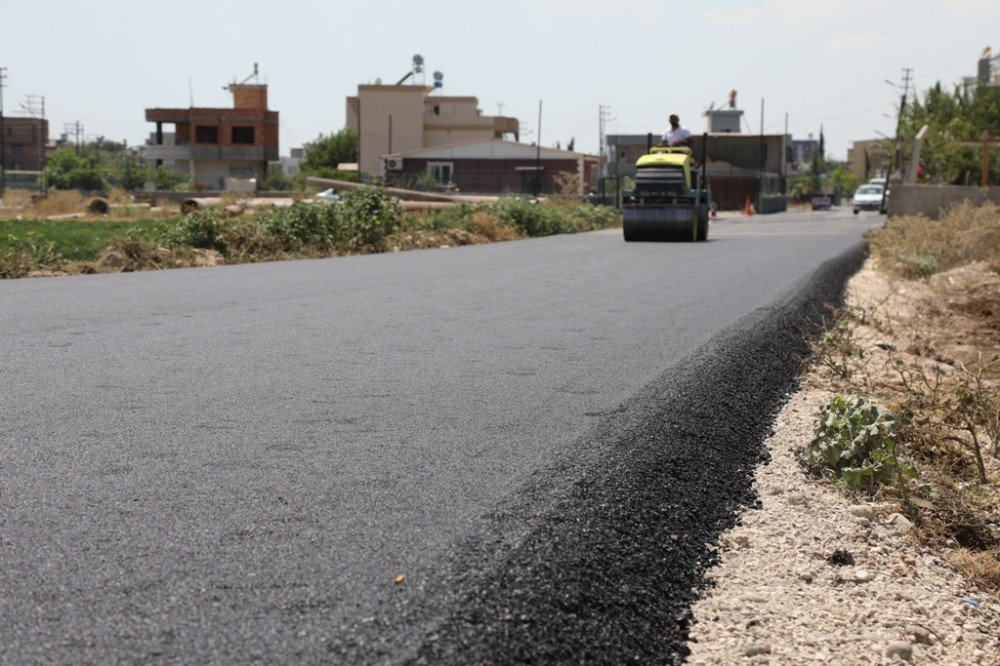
[256,202,341,251]
[489,197,564,237]
[797,393,919,493]
[340,187,401,249]
[161,208,232,252]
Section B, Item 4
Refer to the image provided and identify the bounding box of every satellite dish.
[413,54,424,66]
[433,71,444,81]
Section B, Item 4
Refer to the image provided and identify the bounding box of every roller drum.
[623,206,700,242]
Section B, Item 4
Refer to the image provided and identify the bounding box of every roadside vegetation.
[0,188,619,278]
[801,202,1000,592]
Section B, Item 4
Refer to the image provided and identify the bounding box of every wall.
[886,184,1000,219]
[350,86,427,175]
[230,84,268,110]
[388,157,584,195]
[190,160,265,190]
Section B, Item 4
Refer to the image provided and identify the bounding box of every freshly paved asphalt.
[0,208,879,663]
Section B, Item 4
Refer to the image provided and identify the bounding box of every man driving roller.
[660,114,692,147]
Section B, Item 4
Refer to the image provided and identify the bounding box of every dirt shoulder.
[686,254,1000,664]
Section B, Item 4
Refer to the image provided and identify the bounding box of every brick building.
[382,138,597,195]
[1,116,48,171]
[144,83,278,189]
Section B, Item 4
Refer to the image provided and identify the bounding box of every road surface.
[0,208,880,663]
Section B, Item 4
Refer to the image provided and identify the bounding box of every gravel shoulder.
[686,259,1000,665]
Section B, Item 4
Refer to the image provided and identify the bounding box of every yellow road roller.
[623,137,710,242]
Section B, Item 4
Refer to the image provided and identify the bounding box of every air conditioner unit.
[385,157,404,170]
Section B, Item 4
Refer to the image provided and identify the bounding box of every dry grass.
[869,201,1000,278]
[948,549,1000,593]
[470,211,520,242]
[0,188,34,207]
[31,190,86,217]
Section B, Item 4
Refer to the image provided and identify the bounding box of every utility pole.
[881,67,912,214]
[535,100,542,196]
[65,121,84,152]
[21,95,46,192]
[598,105,611,178]
[0,66,8,198]
[894,68,913,178]
[598,104,613,203]
[758,98,765,212]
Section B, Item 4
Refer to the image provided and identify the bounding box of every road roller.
[623,135,710,242]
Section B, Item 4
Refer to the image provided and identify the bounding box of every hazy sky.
[2,1,997,159]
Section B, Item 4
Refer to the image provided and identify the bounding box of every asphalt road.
[0,208,880,663]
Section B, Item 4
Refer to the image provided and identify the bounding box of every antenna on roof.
[238,63,260,85]
[433,71,444,92]
[396,54,427,86]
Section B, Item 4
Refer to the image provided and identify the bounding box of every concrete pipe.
[87,198,110,215]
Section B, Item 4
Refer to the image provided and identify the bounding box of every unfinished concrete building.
[144,79,278,190]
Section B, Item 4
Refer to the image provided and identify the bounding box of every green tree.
[262,164,290,191]
[45,147,105,190]
[114,155,150,191]
[899,81,1000,185]
[808,144,823,193]
[302,128,358,174]
[151,166,187,191]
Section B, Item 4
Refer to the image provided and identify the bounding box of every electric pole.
[894,68,913,179]
[21,95,46,188]
[0,66,8,198]
[598,105,611,178]
[65,121,84,152]
[881,67,912,213]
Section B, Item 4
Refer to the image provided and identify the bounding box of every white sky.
[1,0,996,159]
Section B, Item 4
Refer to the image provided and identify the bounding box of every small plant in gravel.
[798,393,919,493]
[806,304,879,386]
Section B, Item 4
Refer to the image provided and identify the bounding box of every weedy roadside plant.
[798,393,919,494]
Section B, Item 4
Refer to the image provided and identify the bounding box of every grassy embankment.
[1,189,620,278]
[805,201,1000,592]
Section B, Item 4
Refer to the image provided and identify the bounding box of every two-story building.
[1,116,48,172]
[346,83,519,177]
[144,83,278,189]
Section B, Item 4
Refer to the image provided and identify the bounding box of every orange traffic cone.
[744,195,754,216]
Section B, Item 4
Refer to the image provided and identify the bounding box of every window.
[428,162,453,184]
[231,126,255,144]
[2,127,11,137]
[195,125,219,144]
[229,164,255,178]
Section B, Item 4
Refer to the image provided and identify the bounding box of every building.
[605,132,789,211]
[144,82,278,189]
[346,82,519,177]
[273,147,304,179]
[381,138,597,195]
[846,139,891,180]
[1,116,48,172]
[787,138,818,173]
